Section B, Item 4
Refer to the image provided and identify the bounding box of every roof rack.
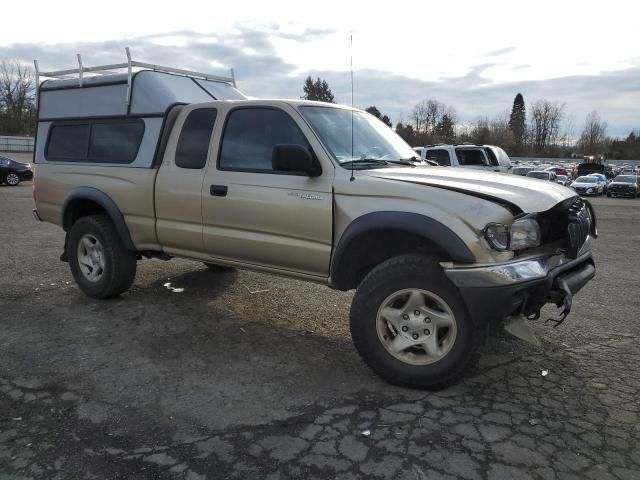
[34,47,236,107]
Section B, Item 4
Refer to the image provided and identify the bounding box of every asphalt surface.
[1,180,639,480]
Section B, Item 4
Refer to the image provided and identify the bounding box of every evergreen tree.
[395,122,416,144]
[435,113,456,143]
[508,93,526,149]
[302,76,336,103]
[366,106,393,127]
[365,106,382,118]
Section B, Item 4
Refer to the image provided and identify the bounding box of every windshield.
[527,171,549,179]
[300,106,419,167]
[614,175,636,182]
[575,176,596,183]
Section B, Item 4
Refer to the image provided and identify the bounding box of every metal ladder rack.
[34,47,236,106]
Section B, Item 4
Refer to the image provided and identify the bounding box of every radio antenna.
[350,34,355,182]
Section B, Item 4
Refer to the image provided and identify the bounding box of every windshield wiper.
[342,158,416,168]
[382,159,417,167]
[400,156,438,166]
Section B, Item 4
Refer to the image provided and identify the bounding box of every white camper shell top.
[35,70,246,169]
[38,70,246,120]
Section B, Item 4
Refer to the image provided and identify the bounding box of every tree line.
[302,75,639,160]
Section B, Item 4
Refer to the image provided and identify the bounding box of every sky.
[1,0,638,137]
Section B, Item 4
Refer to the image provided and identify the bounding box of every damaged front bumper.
[443,245,595,326]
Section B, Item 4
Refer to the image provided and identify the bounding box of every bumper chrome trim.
[444,249,593,288]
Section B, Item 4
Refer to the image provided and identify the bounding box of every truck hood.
[366,167,576,214]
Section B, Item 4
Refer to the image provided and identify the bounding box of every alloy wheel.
[376,288,458,365]
[5,173,20,185]
[77,234,106,282]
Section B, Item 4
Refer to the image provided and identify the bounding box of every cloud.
[1,30,638,137]
[483,47,517,57]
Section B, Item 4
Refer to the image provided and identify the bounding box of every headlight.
[510,217,541,250]
[484,216,541,251]
[484,223,510,251]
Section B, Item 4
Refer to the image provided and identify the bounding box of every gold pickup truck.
[31,58,596,389]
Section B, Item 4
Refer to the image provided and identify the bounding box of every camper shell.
[34,50,245,168]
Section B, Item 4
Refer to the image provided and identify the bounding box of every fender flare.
[61,187,136,251]
[330,211,475,290]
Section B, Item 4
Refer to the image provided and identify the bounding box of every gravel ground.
[1,181,639,479]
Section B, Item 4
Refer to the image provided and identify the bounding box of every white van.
[413,144,512,173]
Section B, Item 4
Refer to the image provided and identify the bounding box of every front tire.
[68,215,137,299]
[350,254,482,390]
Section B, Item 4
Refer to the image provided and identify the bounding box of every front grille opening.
[536,197,591,256]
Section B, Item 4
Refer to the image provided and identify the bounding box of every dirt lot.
[1,180,639,479]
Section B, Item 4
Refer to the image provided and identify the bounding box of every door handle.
[210,185,228,197]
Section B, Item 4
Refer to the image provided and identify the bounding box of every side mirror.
[272,144,319,176]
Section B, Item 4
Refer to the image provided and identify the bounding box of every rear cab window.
[175,108,218,169]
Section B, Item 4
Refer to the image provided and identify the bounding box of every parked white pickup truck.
[413,144,512,173]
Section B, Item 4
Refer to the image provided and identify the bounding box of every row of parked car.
[512,164,640,198]
[411,145,640,199]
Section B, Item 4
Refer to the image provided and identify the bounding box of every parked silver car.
[526,170,557,182]
[571,176,604,196]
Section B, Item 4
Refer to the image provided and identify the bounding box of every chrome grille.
[566,198,593,256]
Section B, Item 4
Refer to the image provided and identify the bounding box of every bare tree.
[489,111,516,151]
[457,112,514,150]
[411,100,429,135]
[0,59,36,135]
[560,115,575,151]
[578,111,608,154]
[410,99,455,144]
[424,100,443,136]
[529,100,564,153]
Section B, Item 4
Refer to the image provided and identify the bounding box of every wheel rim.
[6,173,19,185]
[376,288,458,366]
[77,234,106,282]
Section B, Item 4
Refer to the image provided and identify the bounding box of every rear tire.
[68,214,137,299]
[606,192,611,198]
[4,172,20,186]
[350,254,483,390]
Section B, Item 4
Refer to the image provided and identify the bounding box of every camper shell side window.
[45,118,145,164]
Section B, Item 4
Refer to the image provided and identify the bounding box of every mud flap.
[504,315,541,346]
[60,231,69,262]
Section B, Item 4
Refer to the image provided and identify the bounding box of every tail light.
[32,176,37,202]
